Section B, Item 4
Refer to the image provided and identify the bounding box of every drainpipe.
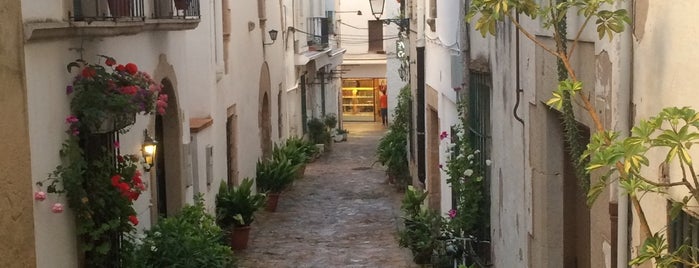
[617,0,633,266]
[416,0,426,184]
[321,70,326,116]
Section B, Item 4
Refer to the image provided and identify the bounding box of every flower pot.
[174,0,191,10]
[230,225,251,250]
[295,164,306,180]
[107,0,132,17]
[265,192,280,212]
[413,251,432,264]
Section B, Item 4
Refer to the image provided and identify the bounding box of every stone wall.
[0,0,37,267]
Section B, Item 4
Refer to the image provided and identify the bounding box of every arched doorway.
[259,63,272,159]
[154,78,184,218]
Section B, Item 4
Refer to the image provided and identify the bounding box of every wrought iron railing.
[71,0,145,21]
[153,0,200,19]
[70,0,200,21]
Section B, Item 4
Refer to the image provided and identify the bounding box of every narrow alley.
[237,122,417,267]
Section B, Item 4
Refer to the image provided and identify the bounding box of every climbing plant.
[466,0,699,266]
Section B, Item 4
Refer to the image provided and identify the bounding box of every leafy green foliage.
[443,100,488,237]
[307,117,330,145]
[215,179,266,229]
[402,186,428,219]
[398,209,444,262]
[255,155,299,194]
[285,136,320,162]
[132,196,235,268]
[376,85,412,188]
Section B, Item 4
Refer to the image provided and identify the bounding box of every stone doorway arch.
[152,55,185,220]
[259,62,272,159]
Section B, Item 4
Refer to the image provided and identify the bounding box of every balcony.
[307,17,329,51]
[24,0,201,41]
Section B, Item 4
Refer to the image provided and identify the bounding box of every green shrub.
[307,117,329,144]
[132,195,234,268]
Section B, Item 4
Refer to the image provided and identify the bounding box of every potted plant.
[273,139,309,180]
[256,156,299,212]
[215,179,266,250]
[334,128,349,142]
[307,117,329,146]
[66,55,168,134]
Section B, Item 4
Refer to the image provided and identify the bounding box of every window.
[368,20,384,52]
[669,204,699,267]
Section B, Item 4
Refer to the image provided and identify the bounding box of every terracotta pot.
[265,192,280,212]
[230,225,251,250]
[107,0,132,17]
[295,164,306,180]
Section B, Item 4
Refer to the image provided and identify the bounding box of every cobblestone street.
[237,122,417,268]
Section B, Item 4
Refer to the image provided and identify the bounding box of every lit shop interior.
[341,78,386,122]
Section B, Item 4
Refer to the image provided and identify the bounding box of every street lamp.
[369,0,385,20]
[141,129,158,172]
[368,0,409,29]
[263,29,278,45]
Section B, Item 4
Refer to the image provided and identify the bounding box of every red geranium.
[128,215,139,226]
[82,67,96,78]
[105,57,116,66]
[125,63,138,75]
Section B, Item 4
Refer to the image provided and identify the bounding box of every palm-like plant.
[255,156,299,194]
[215,179,266,229]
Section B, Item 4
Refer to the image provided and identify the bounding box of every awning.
[295,48,347,71]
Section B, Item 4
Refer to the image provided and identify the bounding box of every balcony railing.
[70,0,200,21]
[71,0,145,21]
[154,0,201,19]
[307,17,329,51]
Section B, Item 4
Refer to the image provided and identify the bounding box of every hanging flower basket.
[89,113,136,134]
[65,55,169,135]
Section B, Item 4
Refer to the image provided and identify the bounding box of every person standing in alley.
[380,89,388,126]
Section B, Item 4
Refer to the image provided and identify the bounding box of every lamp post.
[142,129,158,172]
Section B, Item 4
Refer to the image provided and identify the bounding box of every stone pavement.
[237,122,418,268]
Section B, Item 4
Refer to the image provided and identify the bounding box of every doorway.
[427,108,441,211]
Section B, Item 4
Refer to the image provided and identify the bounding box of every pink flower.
[70,128,80,136]
[51,203,64,213]
[34,191,47,201]
[448,209,457,219]
[66,85,73,95]
[439,131,448,140]
[65,115,79,124]
[128,215,139,226]
[113,141,120,149]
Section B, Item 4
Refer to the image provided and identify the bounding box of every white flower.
[485,160,492,166]
[467,154,474,160]
[464,169,474,177]
[474,150,481,154]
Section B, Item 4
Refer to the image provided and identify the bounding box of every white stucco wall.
[632,1,699,256]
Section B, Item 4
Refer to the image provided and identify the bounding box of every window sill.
[24,18,200,42]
